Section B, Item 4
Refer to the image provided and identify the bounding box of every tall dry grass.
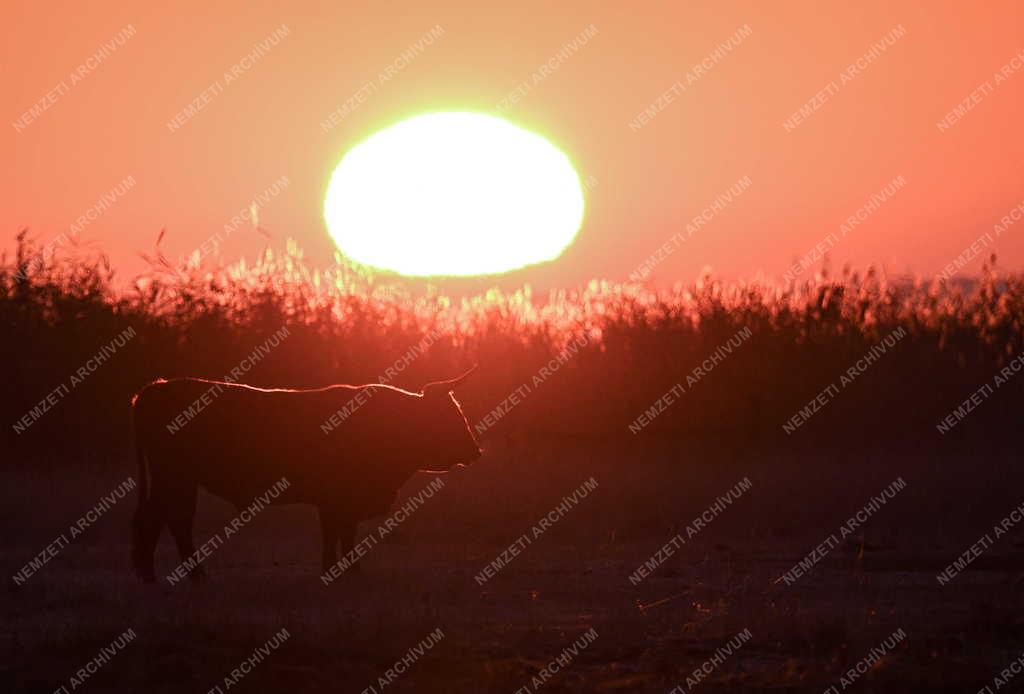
[3,231,1021,464]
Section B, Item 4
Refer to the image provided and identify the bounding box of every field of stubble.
[5,442,1023,694]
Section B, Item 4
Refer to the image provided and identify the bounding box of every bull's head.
[418,365,482,470]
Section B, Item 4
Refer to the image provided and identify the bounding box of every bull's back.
[133,379,370,506]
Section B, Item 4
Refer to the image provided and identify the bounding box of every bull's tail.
[130,392,149,509]
[130,390,157,581]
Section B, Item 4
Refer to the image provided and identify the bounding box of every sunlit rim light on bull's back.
[323,112,585,277]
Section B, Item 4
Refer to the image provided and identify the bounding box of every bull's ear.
[420,364,477,396]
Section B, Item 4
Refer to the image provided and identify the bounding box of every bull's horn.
[421,364,477,395]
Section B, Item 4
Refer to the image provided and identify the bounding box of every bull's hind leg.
[166,483,205,582]
[131,500,164,583]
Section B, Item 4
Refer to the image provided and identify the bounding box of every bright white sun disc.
[324,112,585,276]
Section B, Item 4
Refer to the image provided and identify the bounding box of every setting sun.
[323,112,585,277]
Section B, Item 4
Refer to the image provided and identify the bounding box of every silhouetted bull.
[130,368,480,582]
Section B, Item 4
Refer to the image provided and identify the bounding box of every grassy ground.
[5,443,1023,693]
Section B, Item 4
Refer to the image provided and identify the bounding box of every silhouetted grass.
[4,231,1022,464]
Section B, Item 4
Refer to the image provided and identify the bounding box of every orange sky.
[4,0,1024,286]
